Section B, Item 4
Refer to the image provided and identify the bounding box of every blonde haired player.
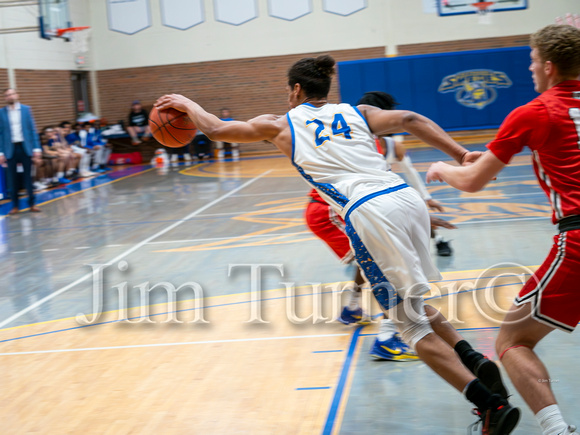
[428,25,580,435]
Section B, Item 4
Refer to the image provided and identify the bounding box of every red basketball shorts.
[515,230,580,332]
[304,200,353,263]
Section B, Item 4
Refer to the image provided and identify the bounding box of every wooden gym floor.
[0,143,578,434]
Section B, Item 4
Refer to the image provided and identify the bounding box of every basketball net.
[473,1,494,25]
[71,28,91,67]
[56,26,91,67]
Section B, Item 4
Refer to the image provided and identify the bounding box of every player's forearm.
[398,155,431,200]
[183,102,269,143]
[433,163,488,193]
[402,113,467,163]
[183,101,226,140]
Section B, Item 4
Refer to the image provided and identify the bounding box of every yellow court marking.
[182,153,533,180]
[392,154,533,173]
[180,156,299,178]
[25,167,155,210]
[158,196,313,252]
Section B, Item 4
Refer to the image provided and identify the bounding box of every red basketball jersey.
[487,80,580,223]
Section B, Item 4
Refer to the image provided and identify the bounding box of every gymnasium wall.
[97,47,384,127]
[0,69,8,91]
[14,70,77,130]
[86,0,576,70]
[397,34,531,56]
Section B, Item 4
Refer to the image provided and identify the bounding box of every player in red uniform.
[427,24,580,435]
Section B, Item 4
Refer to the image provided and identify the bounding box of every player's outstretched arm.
[426,151,505,193]
[155,94,280,143]
[360,105,469,164]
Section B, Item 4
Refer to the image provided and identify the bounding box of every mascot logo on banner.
[438,70,512,110]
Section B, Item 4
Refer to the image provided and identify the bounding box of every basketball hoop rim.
[56,26,90,37]
[473,1,494,12]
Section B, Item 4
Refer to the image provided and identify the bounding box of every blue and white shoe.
[369,333,419,361]
[338,306,370,325]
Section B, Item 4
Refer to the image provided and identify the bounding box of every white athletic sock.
[377,318,397,341]
[347,290,361,310]
[57,171,64,178]
[536,405,568,435]
[435,234,444,243]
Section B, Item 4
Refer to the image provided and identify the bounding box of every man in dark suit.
[0,88,42,214]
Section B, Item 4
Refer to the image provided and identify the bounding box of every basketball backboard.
[437,0,527,16]
[39,0,71,39]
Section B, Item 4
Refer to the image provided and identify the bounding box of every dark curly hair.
[356,91,399,110]
[530,24,580,78]
[287,55,336,99]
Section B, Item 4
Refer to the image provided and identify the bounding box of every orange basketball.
[149,106,197,148]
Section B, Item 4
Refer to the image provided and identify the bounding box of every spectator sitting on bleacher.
[85,120,112,172]
[39,127,62,188]
[31,144,49,191]
[127,100,152,145]
[49,125,77,184]
[56,122,82,180]
[64,121,94,178]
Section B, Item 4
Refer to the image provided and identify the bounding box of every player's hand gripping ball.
[149,106,197,148]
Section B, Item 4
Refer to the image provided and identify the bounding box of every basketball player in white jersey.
[155,55,519,434]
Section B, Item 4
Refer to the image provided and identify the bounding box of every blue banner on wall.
[338,46,537,131]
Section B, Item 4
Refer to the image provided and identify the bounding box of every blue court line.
[0,165,152,215]
[313,350,343,353]
[296,387,331,391]
[322,325,364,435]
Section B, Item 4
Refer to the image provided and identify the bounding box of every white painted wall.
[0,0,578,73]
